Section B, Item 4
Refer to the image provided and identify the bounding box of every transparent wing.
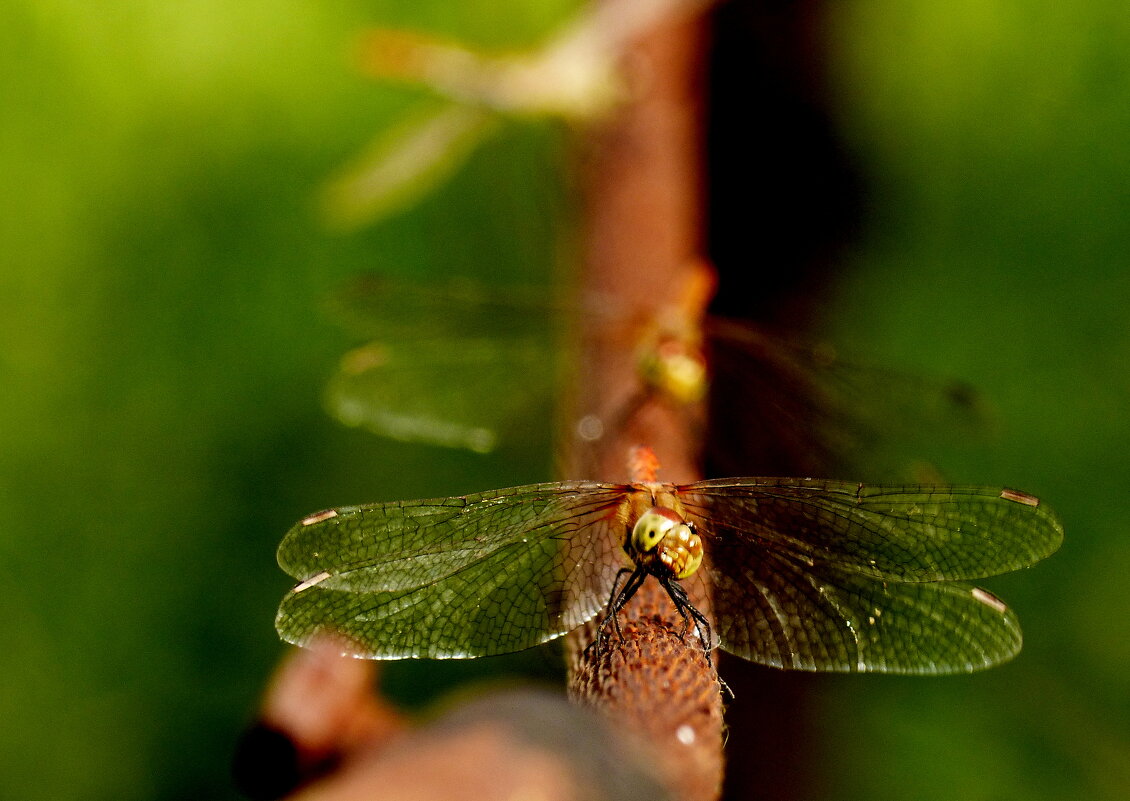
[325,337,553,453]
[680,480,1062,581]
[276,482,630,658]
[678,479,1063,673]
[709,552,1023,672]
[706,319,991,481]
[326,273,559,344]
[322,274,571,453]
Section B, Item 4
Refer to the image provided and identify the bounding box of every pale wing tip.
[999,488,1066,558]
[971,586,1010,614]
[292,571,332,593]
[931,588,1024,674]
[301,509,339,526]
[277,508,341,574]
[966,587,1024,672]
[1000,488,1040,506]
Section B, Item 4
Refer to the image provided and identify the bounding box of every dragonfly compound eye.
[629,507,704,579]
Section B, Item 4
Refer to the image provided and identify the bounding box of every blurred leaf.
[321,103,498,228]
[325,0,714,226]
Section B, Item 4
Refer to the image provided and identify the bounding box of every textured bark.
[562,11,724,801]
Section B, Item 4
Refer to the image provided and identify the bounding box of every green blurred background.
[2,1,1127,799]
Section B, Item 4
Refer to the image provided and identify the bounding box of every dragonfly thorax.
[627,505,703,580]
[638,337,708,405]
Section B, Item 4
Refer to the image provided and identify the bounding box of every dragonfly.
[321,269,987,482]
[275,450,1062,674]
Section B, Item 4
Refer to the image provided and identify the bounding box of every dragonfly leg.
[592,568,630,656]
[660,576,715,668]
[595,566,648,655]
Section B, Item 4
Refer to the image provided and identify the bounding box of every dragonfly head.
[628,506,703,580]
[637,337,708,405]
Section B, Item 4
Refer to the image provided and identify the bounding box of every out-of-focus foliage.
[816,2,1130,799]
[320,0,711,227]
[0,2,574,799]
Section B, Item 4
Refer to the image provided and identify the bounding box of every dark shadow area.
[707,0,860,327]
[705,2,864,799]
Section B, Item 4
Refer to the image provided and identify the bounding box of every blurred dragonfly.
[276,448,1062,673]
[321,268,988,480]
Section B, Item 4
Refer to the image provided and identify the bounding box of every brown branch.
[562,10,724,801]
[237,637,676,801]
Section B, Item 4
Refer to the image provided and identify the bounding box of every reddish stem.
[562,10,724,801]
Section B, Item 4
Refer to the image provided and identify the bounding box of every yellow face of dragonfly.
[628,506,704,580]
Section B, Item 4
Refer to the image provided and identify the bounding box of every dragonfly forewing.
[276,482,630,659]
[676,479,1063,673]
[678,480,1063,581]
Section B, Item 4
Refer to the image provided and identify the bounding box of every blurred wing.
[678,480,1063,673]
[326,273,559,343]
[325,337,553,453]
[276,482,629,658]
[706,319,991,481]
